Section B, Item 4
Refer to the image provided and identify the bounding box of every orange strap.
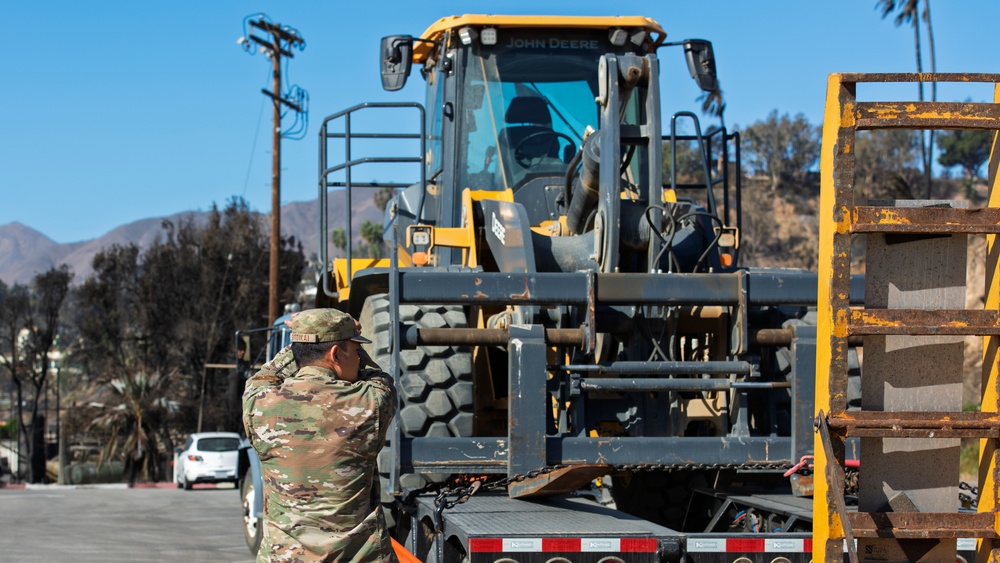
[391,537,423,563]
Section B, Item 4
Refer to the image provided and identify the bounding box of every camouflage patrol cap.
[289,309,372,344]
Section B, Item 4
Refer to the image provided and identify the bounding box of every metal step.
[846,308,1000,336]
[853,100,1000,130]
[845,512,998,540]
[849,206,1000,235]
[826,411,1000,439]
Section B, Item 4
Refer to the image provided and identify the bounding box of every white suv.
[174,432,241,490]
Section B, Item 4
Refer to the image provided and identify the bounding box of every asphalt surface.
[0,484,256,562]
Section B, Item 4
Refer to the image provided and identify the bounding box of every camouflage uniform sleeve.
[241,345,298,442]
[357,368,398,434]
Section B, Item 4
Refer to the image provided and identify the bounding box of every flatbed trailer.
[404,493,814,563]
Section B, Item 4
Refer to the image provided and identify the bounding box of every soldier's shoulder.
[246,372,282,389]
[244,347,299,393]
[264,346,298,375]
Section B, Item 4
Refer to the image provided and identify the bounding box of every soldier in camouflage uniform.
[243,309,399,563]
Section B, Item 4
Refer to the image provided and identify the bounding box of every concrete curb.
[130,482,180,489]
[26,483,128,490]
[3,481,236,490]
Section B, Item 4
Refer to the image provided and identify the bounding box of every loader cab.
[382,17,665,231]
[452,33,608,193]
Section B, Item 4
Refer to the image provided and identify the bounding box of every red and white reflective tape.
[686,538,813,553]
[468,537,659,553]
[843,538,977,553]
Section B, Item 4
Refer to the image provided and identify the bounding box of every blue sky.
[3,1,997,243]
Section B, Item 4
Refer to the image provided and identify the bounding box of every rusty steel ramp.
[814,73,1000,563]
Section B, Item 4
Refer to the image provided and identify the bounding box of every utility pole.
[239,15,306,325]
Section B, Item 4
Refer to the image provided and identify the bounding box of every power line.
[241,67,271,199]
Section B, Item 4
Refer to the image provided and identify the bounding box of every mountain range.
[0,192,383,285]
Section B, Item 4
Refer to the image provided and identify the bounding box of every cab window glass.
[425,67,445,180]
[457,33,603,191]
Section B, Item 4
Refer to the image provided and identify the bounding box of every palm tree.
[923,1,937,196]
[876,0,938,197]
[698,88,726,131]
[89,370,175,484]
[330,228,347,252]
[373,186,397,213]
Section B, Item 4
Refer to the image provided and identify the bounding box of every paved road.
[0,484,255,562]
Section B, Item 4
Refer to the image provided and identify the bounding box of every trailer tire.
[359,293,473,532]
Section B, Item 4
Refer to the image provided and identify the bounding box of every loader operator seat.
[498,96,561,170]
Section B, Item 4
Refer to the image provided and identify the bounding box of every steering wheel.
[512,131,577,168]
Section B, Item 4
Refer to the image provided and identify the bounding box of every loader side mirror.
[381,35,413,91]
[683,39,718,92]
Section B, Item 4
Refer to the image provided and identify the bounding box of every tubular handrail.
[663,121,742,262]
[318,102,425,299]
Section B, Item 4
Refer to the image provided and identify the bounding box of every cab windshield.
[458,38,604,191]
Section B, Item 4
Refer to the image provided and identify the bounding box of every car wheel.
[182,473,193,491]
[241,467,263,554]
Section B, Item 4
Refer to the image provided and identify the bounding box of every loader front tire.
[359,293,474,533]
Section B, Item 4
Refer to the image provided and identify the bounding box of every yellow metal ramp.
[814,73,1000,563]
